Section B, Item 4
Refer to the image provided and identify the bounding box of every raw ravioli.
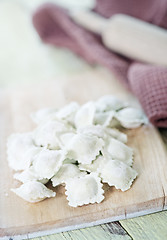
[79,155,106,173]
[66,133,104,164]
[11,181,56,203]
[78,125,105,138]
[116,107,148,129]
[99,160,138,191]
[58,132,76,147]
[94,111,115,127]
[7,95,145,206]
[102,138,133,166]
[74,101,95,128]
[31,149,66,179]
[34,119,73,149]
[56,102,80,125]
[65,173,104,207]
[95,95,126,112]
[105,128,127,143]
[14,169,48,184]
[7,133,37,171]
[51,164,86,187]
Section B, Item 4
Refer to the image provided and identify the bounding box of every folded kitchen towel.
[33,0,167,127]
[32,4,130,87]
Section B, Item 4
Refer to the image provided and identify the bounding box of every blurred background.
[0,0,96,87]
[1,0,167,127]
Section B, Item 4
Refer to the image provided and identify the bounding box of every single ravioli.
[99,160,138,191]
[7,132,38,171]
[33,118,74,149]
[115,107,148,129]
[95,95,127,112]
[74,101,95,128]
[102,138,133,166]
[51,164,86,187]
[66,133,104,164]
[31,149,66,179]
[65,173,104,207]
[11,181,56,203]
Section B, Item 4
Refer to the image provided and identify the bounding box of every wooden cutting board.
[0,68,167,240]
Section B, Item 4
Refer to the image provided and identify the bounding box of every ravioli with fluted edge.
[7,95,147,207]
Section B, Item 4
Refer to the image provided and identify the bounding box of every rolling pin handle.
[70,10,107,34]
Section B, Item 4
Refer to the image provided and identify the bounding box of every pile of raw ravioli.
[7,95,147,207]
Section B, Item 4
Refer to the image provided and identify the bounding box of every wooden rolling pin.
[71,11,167,66]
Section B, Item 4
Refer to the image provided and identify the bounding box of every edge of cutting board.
[0,197,166,240]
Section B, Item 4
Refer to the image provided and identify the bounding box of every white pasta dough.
[7,95,146,206]
[66,133,104,164]
[115,107,148,129]
[56,102,80,124]
[51,164,86,187]
[99,160,138,191]
[65,173,104,207]
[79,155,105,173]
[7,133,38,171]
[77,125,105,138]
[58,132,76,147]
[94,111,115,127]
[34,119,74,149]
[14,169,48,184]
[105,128,127,143]
[95,95,127,112]
[102,138,133,166]
[11,181,56,202]
[74,101,95,128]
[31,149,66,179]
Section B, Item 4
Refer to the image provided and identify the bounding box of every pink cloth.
[33,0,167,127]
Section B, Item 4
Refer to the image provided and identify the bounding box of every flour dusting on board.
[7,95,147,207]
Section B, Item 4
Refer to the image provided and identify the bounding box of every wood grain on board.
[0,69,167,239]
